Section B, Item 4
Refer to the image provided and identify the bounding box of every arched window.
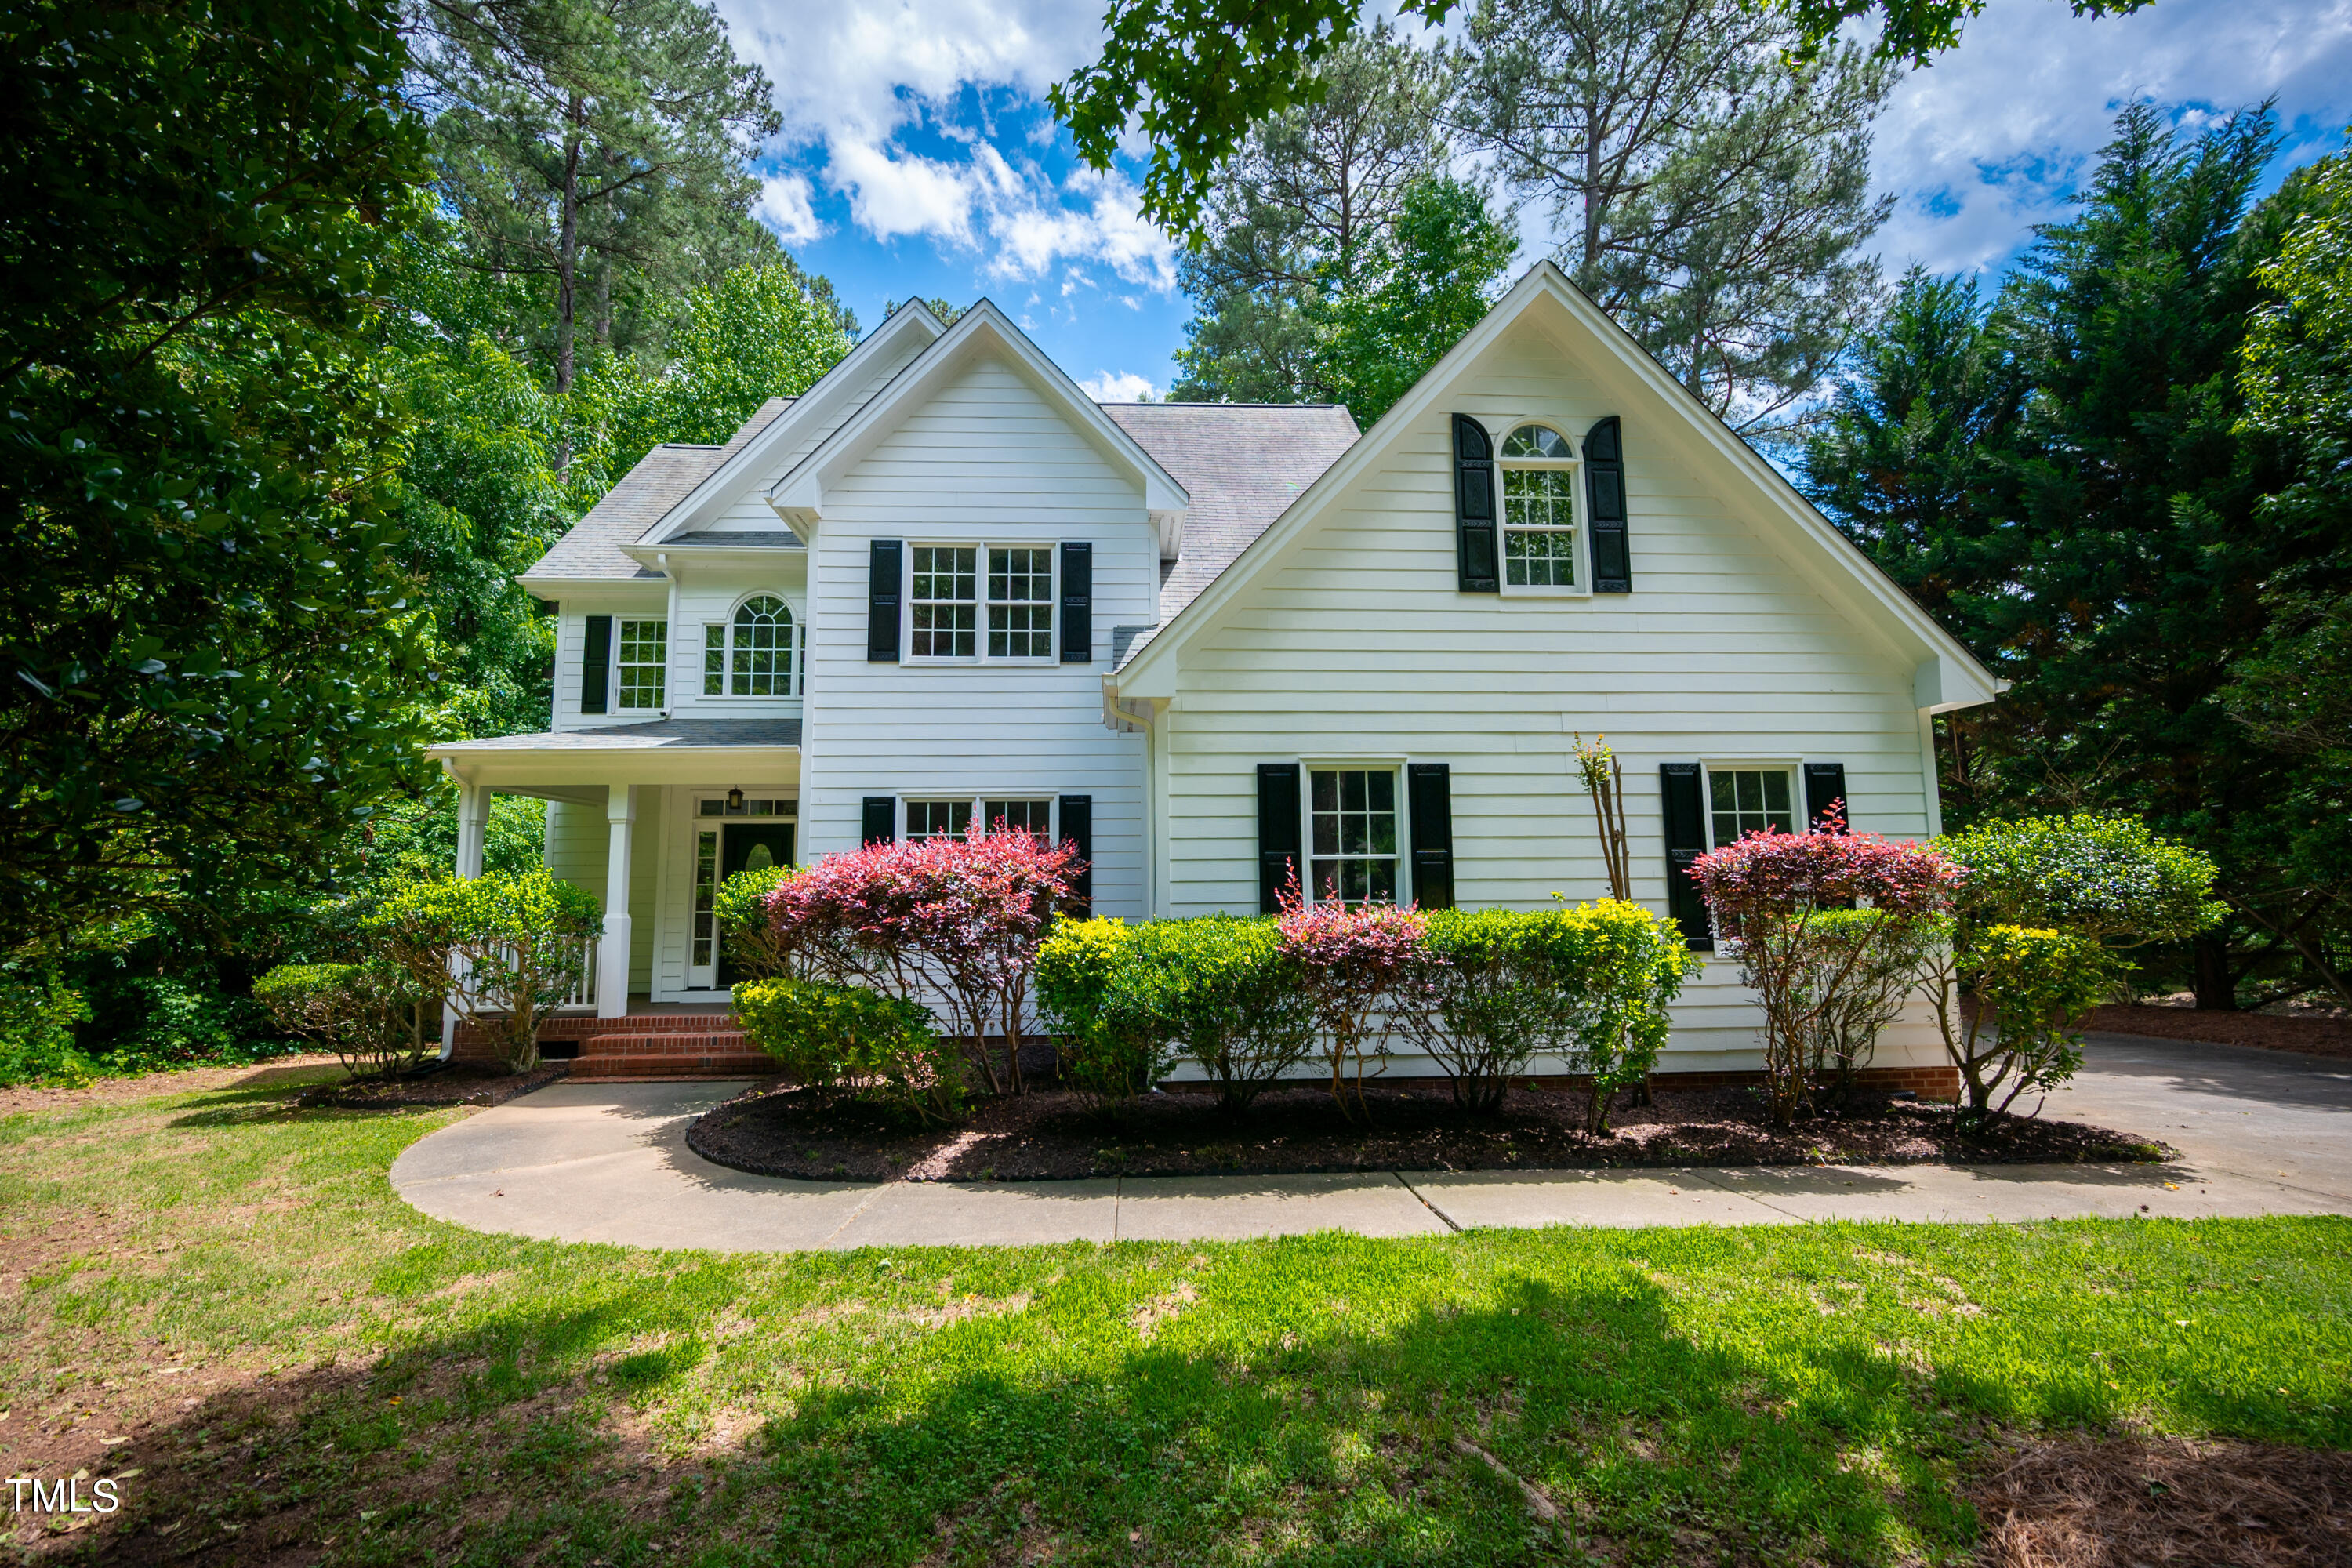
[1499,423,1578,588]
[702,595,794,697]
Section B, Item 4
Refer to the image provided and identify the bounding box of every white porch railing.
[555,935,600,1011]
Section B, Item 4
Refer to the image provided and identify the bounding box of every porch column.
[597,784,635,1018]
[454,782,489,879]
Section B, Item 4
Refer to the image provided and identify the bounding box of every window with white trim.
[909,543,1057,660]
[983,797,1053,847]
[703,595,794,696]
[616,619,666,710]
[1308,768,1399,906]
[1708,768,1795,846]
[1500,423,1579,589]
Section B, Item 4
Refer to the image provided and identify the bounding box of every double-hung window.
[984,797,1053,847]
[615,619,666,710]
[905,799,975,843]
[909,544,1054,660]
[901,796,1055,847]
[1499,424,1580,589]
[1308,768,1399,906]
[704,595,794,697]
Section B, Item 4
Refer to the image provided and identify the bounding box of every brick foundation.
[451,1012,773,1079]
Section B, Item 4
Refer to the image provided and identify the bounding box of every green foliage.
[600,261,856,474]
[254,960,436,1080]
[733,977,966,1125]
[1803,103,2339,1009]
[1927,922,2116,1117]
[1035,918,1178,1114]
[0,0,437,949]
[1795,909,1935,1106]
[1311,176,1518,424]
[0,967,94,1087]
[1169,27,1452,407]
[1940,815,2223,950]
[1138,916,1320,1112]
[363,869,600,1071]
[712,864,797,981]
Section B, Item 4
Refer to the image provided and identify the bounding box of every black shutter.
[1407,763,1454,910]
[866,539,902,662]
[1804,763,1849,833]
[1585,416,1631,593]
[1058,541,1092,663]
[580,615,612,714]
[1058,793,1094,910]
[1660,762,1712,951]
[860,796,896,845]
[1257,763,1301,914]
[1453,415,1499,593]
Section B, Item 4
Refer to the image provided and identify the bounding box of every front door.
[717,823,794,986]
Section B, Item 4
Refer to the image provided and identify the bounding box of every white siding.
[1152,322,1945,1074]
[798,351,1153,916]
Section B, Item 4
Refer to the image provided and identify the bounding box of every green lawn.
[2,1066,2347,1566]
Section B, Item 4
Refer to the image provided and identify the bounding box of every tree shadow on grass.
[29,1235,2352,1568]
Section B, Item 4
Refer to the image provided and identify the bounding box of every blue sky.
[713,0,2352,399]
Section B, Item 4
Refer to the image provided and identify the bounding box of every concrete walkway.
[389,1033,2352,1251]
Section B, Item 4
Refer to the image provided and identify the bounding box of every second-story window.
[988,547,1054,658]
[910,546,978,658]
[909,544,1057,661]
[703,595,794,697]
[616,619,666,710]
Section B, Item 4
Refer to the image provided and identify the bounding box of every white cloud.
[1867,0,2352,275]
[753,172,826,245]
[1078,369,1160,401]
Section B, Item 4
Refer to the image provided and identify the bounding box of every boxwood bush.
[734,975,967,1125]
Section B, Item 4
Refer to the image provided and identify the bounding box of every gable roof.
[1107,262,2002,713]
[1101,401,1359,630]
[767,299,1190,521]
[518,399,793,586]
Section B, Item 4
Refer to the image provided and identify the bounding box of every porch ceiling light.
[726,787,745,812]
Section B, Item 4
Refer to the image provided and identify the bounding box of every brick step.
[567,1029,775,1080]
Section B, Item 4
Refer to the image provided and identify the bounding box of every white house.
[428,263,1998,1086]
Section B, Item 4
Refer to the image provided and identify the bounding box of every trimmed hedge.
[734,975,966,1125]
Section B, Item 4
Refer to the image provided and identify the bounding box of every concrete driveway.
[388,1033,2352,1252]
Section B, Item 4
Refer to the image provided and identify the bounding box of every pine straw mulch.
[686,1080,2170,1183]
[2085,1004,2352,1060]
[1969,1434,2352,1566]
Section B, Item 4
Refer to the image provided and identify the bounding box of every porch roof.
[428,719,800,791]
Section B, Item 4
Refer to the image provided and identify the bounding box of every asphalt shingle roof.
[522,399,793,583]
[1102,401,1359,663]
[432,719,803,752]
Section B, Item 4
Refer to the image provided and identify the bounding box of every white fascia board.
[766,299,1191,518]
[1109,260,2000,711]
[512,573,669,599]
[428,743,800,791]
[636,303,947,547]
[616,542,806,575]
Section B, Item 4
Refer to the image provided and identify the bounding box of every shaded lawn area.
[1,1066,2347,1566]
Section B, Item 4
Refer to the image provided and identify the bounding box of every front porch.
[426,717,802,1051]
[449,999,775,1079]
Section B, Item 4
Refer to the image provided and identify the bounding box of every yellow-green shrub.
[733,976,965,1124]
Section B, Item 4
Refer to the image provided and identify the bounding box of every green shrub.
[1406,903,1695,1127]
[253,960,435,1080]
[0,967,94,1087]
[712,862,798,980]
[1926,921,2114,1117]
[734,976,966,1125]
[1136,916,1318,1112]
[1036,917,1175,1114]
[1795,908,1936,1108]
[363,869,598,1072]
[1940,814,2223,949]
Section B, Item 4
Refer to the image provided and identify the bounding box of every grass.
[1,1063,2347,1566]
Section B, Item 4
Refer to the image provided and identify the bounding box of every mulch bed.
[2085,1003,2352,1059]
[685,1080,2169,1182]
[1968,1435,2352,1567]
[295,1062,568,1109]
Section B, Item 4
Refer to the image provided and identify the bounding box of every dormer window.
[704,594,795,697]
[1500,423,1579,590]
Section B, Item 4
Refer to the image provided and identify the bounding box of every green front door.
[718,823,794,986]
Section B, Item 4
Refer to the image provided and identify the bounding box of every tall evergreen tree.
[408,0,781,393]
[1172,27,1453,403]
[1451,0,1897,433]
[1804,103,2341,1008]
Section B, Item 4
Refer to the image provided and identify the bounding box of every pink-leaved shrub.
[1690,805,1964,1123]
[1276,871,1438,1122]
[763,825,1081,1094]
